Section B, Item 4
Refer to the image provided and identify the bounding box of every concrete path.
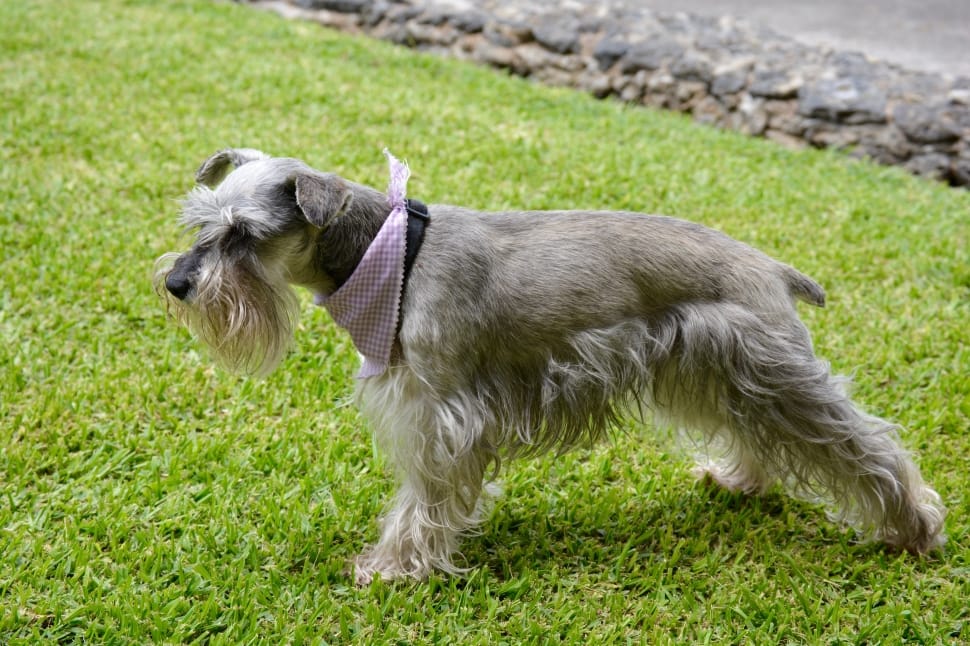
[635,0,970,77]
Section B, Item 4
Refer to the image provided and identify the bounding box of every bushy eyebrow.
[179,185,298,243]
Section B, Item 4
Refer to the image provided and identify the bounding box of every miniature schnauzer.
[155,148,945,584]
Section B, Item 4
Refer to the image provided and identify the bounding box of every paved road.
[635,0,970,78]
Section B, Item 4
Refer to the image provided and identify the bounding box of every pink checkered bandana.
[314,150,410,378]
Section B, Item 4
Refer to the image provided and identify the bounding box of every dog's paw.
[353,549,430,586]
[353,562,376,587]
[692,462,771,495]
[352,553,383,587]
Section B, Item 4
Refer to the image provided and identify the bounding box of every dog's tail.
[783,266,826,307]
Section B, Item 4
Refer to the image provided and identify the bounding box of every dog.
[155,148,946,584]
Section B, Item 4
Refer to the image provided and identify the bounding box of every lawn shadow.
[468,477,886,584]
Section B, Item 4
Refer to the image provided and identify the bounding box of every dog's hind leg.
[671,304,946,553]
[353,370,497,583]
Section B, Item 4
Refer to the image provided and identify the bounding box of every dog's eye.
[218,222,254,253]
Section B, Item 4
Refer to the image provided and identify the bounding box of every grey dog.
[155,149,945,584]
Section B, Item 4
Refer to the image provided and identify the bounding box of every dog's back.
[408,207,824,340]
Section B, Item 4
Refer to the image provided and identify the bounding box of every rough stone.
[855,125,911,164]
[892,72,950,103]
[592,37,629,71]
[532,66,577,88]
[294,0,368,12]
[577,71,613,98]
[905,153,952,180]
[671,51,713,84]
[765,129,806,149]
[449,10,487,33]
[749,69,801,99]
[384,5,422,24]
[473,40,516,68]
[416,7,449,25]
[829,50,879,76]
[360,0,390,27]
[892,103,963,144]
[949,87,970,106]
[483,20,532,47]
[620,37,686,74]
[952,154,970,185]
[738,93,768,135]
[802,119,859,149]
[406,21,456,46]
[513,43,558,76]
[646,72,675,94]
[675,80,708,109]
[693,95,727,125]
[798,77,887,125]
[245,0,970,188]
[619,71,647,102]
[711,68,747,96]
[531,16,581,54]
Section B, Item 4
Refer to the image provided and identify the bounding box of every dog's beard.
[154,254,300,377]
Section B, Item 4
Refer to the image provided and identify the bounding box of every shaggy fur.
[155,149,946,584]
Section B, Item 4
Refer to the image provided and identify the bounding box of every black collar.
[403,198,429,287]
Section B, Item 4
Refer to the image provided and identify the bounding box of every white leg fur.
[693,454,774,495]
[354,367,499,584]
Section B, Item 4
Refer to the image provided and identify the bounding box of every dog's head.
[153,148,361,376]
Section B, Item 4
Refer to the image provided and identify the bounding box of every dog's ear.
[293,172,354,228]
[195,148,270,187]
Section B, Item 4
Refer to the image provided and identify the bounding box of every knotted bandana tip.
[315,150,410,378]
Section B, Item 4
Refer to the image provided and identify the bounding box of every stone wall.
[245,0,970,187]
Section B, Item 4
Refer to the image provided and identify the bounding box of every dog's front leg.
[354,371,496,584]
[354,457,490,584]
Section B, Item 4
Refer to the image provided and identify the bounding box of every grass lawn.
[2,0,968,642]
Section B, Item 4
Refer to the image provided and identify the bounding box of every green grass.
[1,0,968,643]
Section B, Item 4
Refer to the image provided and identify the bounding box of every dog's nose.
[165,273,192,301]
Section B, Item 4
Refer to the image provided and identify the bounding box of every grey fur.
[155,149,946,584]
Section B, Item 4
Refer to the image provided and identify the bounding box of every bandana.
[314,150,414,378]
